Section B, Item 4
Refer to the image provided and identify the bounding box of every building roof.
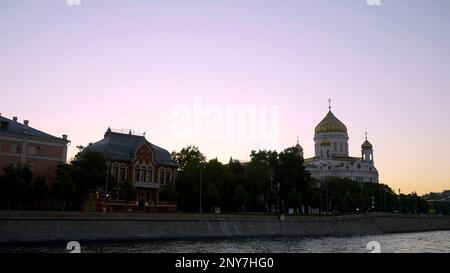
[0,115,68,143]
[315,110,348,134]
[361,139,373,150]
[85,129,178,167]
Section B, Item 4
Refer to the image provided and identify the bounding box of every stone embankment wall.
[0,211,449,243]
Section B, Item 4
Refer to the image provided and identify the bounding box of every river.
[2,230,449,253]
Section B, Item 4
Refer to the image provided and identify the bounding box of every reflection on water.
[2,230,449,253]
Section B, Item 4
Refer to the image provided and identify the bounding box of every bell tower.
[361,132,374,163]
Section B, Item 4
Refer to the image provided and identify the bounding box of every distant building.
[0,114,70,183]
[85,128,178,208]
[423,190,450,202]
[297,104,379,183]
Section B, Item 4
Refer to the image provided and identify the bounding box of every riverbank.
[0,211,449,244]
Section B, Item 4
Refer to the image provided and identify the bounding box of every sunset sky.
[1,0,449,195]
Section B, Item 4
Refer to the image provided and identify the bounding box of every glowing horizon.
[1,0,449,195]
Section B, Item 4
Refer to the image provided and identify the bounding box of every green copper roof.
[85,129,178,167]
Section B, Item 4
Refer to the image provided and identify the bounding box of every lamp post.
[105,154,111,202]
[371,195,375,212]
[198,162,205,214]
[325,179,328,214]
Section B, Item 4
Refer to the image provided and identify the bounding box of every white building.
[296,106,379,183]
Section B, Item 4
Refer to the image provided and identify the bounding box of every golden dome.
[315,111,347,134]
[320,137,331,146]
[361,140,373,149]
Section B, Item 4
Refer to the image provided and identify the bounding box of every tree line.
[0,145,431,214]
[170,146,430,214]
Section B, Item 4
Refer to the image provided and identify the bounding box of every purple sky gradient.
[1,0,449,194]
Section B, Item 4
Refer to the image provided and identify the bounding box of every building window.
[27,146,37,155]
[147,167,154,183]
[340,143,343,152]
[112,165,119,181]
[327,150,330,158]
[134,167,140,182]
[27,162,34,172]
[333,142,337,151]
[165,170,170,184]
[159,169,164,184]
[1,121,9,129]
[119,167,126,182]
[141,168,146,182]
[10,144,18,154]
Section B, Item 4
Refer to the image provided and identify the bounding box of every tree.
[120,181,136,203]
[30,175,48,209]
[343,192,356,213]
[233,185,248,212]
[171,146,206,172]
[70,149,107,199]
[287,188,301,213]
[277,147,309,213]
[175,158,202,211]
[159,182,177,203]
[0,163,33,209]
[53,164,76,211]
[204,183,220,212]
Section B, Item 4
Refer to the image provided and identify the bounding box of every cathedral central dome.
[315,111,348,134]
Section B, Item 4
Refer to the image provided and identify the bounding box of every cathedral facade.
[296,107,379,183]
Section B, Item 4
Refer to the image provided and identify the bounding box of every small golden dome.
[320,137,331,146]
[315,111,347,134]
[361,140,373,149]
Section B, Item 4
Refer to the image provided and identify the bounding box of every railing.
[132,181,159,188]
[111,128,145,136]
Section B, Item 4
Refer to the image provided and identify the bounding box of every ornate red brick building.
[85,128,178,211]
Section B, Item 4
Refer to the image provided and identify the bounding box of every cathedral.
[296,104,379,183]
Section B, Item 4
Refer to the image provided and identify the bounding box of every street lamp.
[105,154,111,202]
[197,162,205,214]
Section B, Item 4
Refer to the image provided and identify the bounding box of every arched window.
[134,166,140,182]
[159,169,164,184]
[111,164,119,181]
[118,165,127,182]
[147,167,154,183]
[140,168,146,182]
[327,150,330,158]
[165,169,170,184]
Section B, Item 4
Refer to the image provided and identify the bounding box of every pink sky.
[1,0,449,194]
